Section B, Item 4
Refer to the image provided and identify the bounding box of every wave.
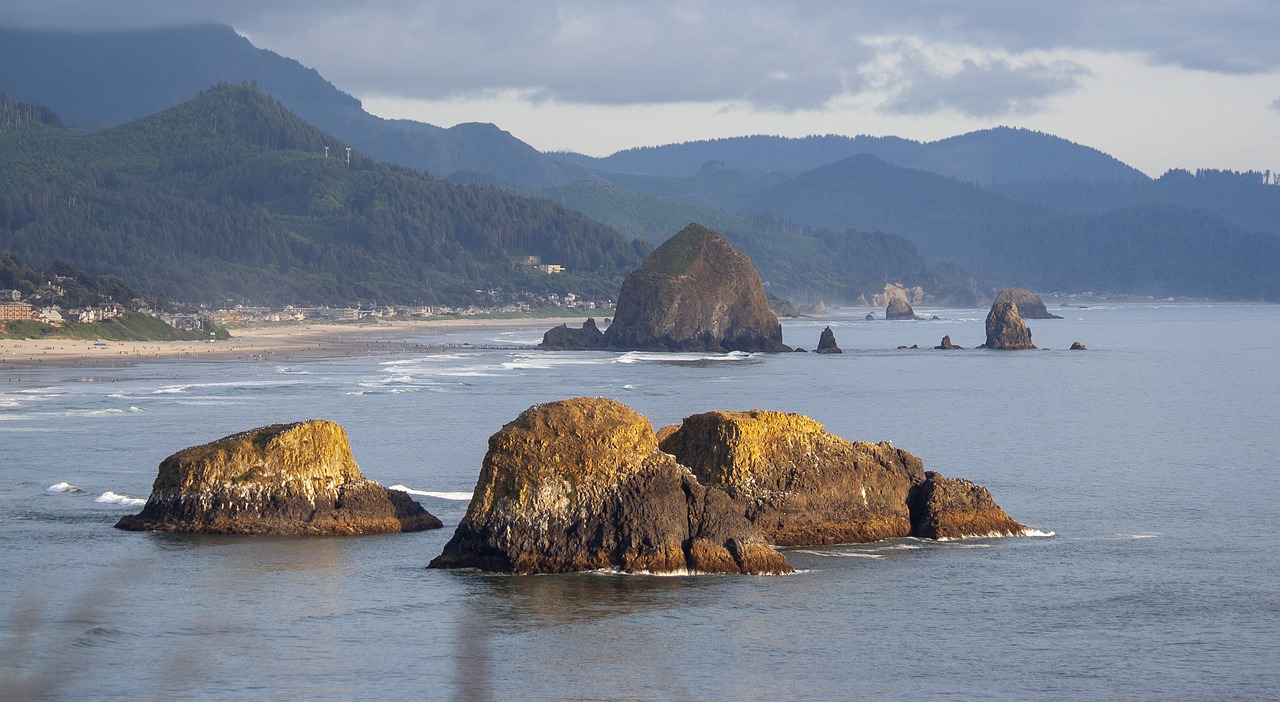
[613,350,755,365]
[936,527,1055,541]
[47,481,83,493]
[150,380,299,395]
[386,485,472,501]
[95,491,146,507]
[65,408,126,417]
[792,549,884,559]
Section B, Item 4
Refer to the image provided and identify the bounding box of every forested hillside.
[0,85,641,305]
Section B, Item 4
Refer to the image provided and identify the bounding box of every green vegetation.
[3,312,229,341]
[0,85,641,306]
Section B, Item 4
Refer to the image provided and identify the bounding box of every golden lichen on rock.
[429,397,793,575]
[115,420,441,535]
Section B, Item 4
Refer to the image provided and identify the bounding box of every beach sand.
[0,316,595,371]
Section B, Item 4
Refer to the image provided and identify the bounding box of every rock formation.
[115,420,442,535]
[935,335,962,350]
[659,410,1027,546]
[1070,341,1088,350]
[541,224,789,353]
[908,473,1027,539]
[540,317,606,350]
[815,326,842,354]
[984,301,1036,349]
[428,398,793,575]
[993,288,1062,319]
[886,295,917,320]
[660,410,924,546]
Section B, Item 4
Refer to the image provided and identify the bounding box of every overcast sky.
[4,1,1279,176]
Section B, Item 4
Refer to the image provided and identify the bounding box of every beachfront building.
[0,289,21,301]
[0,301,34,322]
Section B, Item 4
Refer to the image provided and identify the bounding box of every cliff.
[115,420,442,535]
[993,288,1062,319]
[428,398,793,575]
[577,223,789,352]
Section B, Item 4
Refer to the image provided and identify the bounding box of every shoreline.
[0,316,594,371]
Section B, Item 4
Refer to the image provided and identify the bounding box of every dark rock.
[660,410,924,546]
[661,410,1028,545]
[908,472,1027,539]
[993,288,1062,319]
[814,326,842,354]
[1070,341,1088,350]
[548,224,789,353]
[115,420,442,535]
[886,296,917,320]
[984,301,1036,349]
[429,398,792,575]
[540,317,606,350]
[793,347,808,353]
[935,335,962,350]
[865,313,875,320]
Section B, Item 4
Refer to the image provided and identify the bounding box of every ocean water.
[2,305,1277,700]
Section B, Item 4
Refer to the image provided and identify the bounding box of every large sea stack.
[115,420,442,535]
[540,317,607,350]
[984,301,1037,349]
[543,223,789,352]
[815,326,842,354]
[993,288,1062,319]
[659,410,1027,546]
[428,398,793,575]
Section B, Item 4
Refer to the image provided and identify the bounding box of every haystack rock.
[543,223,789,352]
[540,317,606,350]
[115,420,442,535]
[815,326,842,354]
[908,473,1027,539]
[660,409,1027,546]
[935,335,962,350]
[886,295,917,320]
[428,398,793,575]
[984,301,1036,349]
[993,288,1062,319]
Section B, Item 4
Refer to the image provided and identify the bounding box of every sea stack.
[542,223,789,352]
[815,326,842,354]
[659,409,1027,546]
[1070,341,1088,350]
[886,295,916,320]
[429,398,793,575]
[540,317,606,350]
[984,301,1036,349]
[115,420,442,535]
[993,288,1062,319]
[935,335,962,350]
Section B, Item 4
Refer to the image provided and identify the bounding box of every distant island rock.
[983,300,1037,349]
[115,420,442,535]
[1070,341,1088,350]
[935,335,962,350]
[659,409,1028,546]
[540,223,790,353]
[428,398,793,575]
[993,288,1062,319]
[815,326,842,354]
[886,295,917,320]
[539,317,606,350]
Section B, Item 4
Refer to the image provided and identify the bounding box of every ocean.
[2,304,1277,700]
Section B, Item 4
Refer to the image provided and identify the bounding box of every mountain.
[554,128,1147,185]
[0,85,641,305]
[586,154,1280,299]
[0,24,586,188]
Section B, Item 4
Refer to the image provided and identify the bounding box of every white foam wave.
[612,350,755,365]
[129,406,145,412]
[386,485,472,501]
[95,491,146,507]
[151,380,297,395]
[937,528,1055,541]
[65,408,126,417]
[47,482,83,493]
[792,549,883,559]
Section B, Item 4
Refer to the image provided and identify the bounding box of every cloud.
[0,0,1276,115]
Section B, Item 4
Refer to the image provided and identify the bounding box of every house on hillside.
[0,301,34,322]
[0,289,21,301]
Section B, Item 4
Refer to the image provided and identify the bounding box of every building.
[0,301,34,322]
[537,264,565,274]
[0,289,20,301]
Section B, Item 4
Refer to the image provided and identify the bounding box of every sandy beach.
[0,316,594,370]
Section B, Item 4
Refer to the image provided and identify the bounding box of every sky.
[3,1,1279,177]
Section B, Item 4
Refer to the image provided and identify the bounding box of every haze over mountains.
[2,23,1278,304]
